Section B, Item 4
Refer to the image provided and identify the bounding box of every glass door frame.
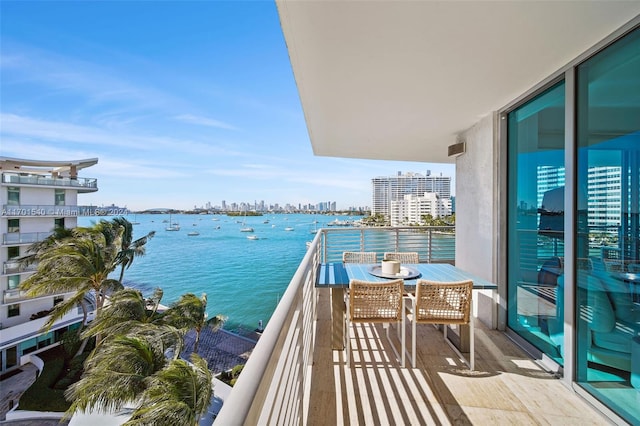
[497,17,640,424]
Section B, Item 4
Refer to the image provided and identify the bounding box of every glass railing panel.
[3,288,29,303]
[3,231,53,245]
[322,226,455,264]
[3,261,37,275]
[1,173,97,189]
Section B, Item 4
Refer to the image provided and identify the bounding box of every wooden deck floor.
[306,290,608,425]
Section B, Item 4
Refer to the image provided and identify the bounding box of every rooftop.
[0,156,98,175]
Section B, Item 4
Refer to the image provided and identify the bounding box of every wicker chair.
[383,252,420,264]
[346,278,406,367]
[343,251,377,263]
[406,279,474,370]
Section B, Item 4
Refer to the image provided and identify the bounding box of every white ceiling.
[277,1,640,164]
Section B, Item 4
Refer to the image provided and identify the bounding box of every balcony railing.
[3,288,30,304]
[215,226,453,424]
[2,172,98,192]
[3,231,53,245]
[320,226,455,263]
[3,260,37,275]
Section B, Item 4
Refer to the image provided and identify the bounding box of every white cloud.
[174,114,237,131]
[0,113,242,158]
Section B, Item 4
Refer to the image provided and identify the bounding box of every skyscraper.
[371,171,452,217]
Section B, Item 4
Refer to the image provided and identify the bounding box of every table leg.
[331,288,345,350]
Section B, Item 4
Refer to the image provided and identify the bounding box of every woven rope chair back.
[414,279,472,325]
[343,251,377,263]
[383,252,420,263]
[349,279,404,323]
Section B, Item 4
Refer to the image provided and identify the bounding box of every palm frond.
[124,355,212,426]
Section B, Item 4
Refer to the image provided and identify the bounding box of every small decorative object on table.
[381,259,401,275]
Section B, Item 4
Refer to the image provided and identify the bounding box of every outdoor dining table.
[316,262,498,351]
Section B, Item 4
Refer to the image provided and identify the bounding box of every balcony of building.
[2,231,53,246]
[2,260,37,276]
[1,172,98,193]
[3,288,31,305]
[214,227,607,425]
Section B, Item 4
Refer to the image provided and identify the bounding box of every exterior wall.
[455,113,497,282]
[2,296,59,328]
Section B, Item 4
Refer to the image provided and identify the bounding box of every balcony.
[3,260,37,275]
[215,227,604,424]
[2,231,53,245]
[2,172,98,193]
[3,288,30,304]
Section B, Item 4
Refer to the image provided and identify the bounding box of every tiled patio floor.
[307,290,609,425]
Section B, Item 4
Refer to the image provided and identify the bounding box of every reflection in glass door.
[507,82,566,365]
[575,27,640,423]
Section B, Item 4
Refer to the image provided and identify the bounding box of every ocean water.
[79,213,331,335]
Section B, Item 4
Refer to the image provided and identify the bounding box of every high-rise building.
[371,171,452,217]
[0,157,98,374]
[390,193,452,226]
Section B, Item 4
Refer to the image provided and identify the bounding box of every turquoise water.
[80,213,331,335]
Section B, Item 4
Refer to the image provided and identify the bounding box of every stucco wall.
[455,113,497,282]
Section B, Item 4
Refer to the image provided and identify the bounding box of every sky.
[0,1,455,211]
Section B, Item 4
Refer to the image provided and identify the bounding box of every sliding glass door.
[575,27,640,423]
[507,82,566,365]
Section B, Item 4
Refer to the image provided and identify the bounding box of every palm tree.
[108,217,155,284]
[20,227,123,337]
[124,355,213,426]
[82,287,184,357]
[164,293,226,353]
[18,226,75,267]
[64,333,169,418]
[65,332,212,425]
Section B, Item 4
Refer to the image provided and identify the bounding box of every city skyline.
[0,1,455,211]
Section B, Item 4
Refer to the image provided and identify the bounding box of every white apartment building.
[371,171,452,218]
[390,193,452,226]
[0,157,98,374]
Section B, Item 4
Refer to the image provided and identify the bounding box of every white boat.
[240,210,253,232]
[187,231,200,236]
[284,227,294,231]
[165,214,180,231]
[247,235,259,240]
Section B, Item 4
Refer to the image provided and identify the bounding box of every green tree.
[108,217,155,284]
[81,288,182,353]
[125,355,212,426]
[64,333,168,418]
[65,331,211,425]
[164,293,226,353]
[20,228,123,337]
[18,226,75,266]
